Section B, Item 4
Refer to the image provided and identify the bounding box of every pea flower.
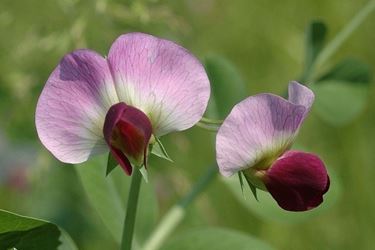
[216,82,329,211]
[36,33,210,175]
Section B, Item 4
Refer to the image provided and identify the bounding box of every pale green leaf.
[310,80,369,125]
[76,154,158,244]
[161,227,274,250]
[204,55,247,119]
[76,155,124,242]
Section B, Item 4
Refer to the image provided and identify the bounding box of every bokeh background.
[0,0,374,249]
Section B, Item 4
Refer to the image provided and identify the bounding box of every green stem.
[143,165,218,250]
[306,0,375,82]
[200,117,224,125]
[121,169,142,250]
[196,122,220,132]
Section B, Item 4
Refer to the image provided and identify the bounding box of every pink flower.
[36,33,210,175]
[216,82,329,211]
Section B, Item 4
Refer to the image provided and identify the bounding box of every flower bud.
[244,150,330,211]
[103,102,152,175]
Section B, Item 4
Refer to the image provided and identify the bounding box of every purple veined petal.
[107,32,210,136]
[216,82,314,177]
[288,81,314,119]
[36,49,119,163]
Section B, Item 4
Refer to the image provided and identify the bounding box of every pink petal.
[216,82,313,177]
[36,49,119,163]
[288,81,314,119]
[107,33,210,136]
[264,150,330,211]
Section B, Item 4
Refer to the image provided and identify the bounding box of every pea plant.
[0,1,374,249]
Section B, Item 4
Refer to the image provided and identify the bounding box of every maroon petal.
[103,102,152,175]
[110,147,133,175]
[264,150,330,212]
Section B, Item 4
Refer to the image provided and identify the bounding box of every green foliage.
[302,20,327,79]
[312,58,372,126]
[0,209,77,250]
[75,154,158,245]
[1,0,375,249]
[318,58,371,84]
[311,80,369,126]
[204,55,247,119]
[76,155,124,243]
[161,227,274,250]
[301,20,373,126]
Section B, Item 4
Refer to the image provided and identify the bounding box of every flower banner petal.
[36,49,119,163]
[216,84,311,177]
[108,33,210,136]
[288,81,314,119]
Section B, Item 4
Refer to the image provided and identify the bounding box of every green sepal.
[248,181,259,202]
[151,136,173,162]
[242,171,258,201]
[238,172,245,195]
[139,167,149,183]
[106,152,119,176]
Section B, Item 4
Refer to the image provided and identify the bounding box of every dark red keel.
[264,150,330,212]
[103,102,152,175]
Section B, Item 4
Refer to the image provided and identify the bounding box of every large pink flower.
[216,82,329,211]
[36,33,210,175]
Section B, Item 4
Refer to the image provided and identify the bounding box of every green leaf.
[304,21,327,71]
[317,58,371,84]
[310,80,369,125]
[204,55,247,119]
[161,227,274,250]
[76,155,124,243]
[223,164,341,224]
[0,209,77,250]
[76,154,158,244]
[151,137,173,162]
[311,58,372,125]
[106,152,119,176]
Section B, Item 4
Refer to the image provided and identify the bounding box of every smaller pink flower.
[216,82,329,211]
[36,33,210,175]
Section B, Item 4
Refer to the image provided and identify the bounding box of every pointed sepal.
[243,172,259,201]
[139,167,149,183]
[238,172,245,195]
[151,136,173,162]
[106,152,119,176]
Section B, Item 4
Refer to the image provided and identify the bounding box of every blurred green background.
[0,0,374,249]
